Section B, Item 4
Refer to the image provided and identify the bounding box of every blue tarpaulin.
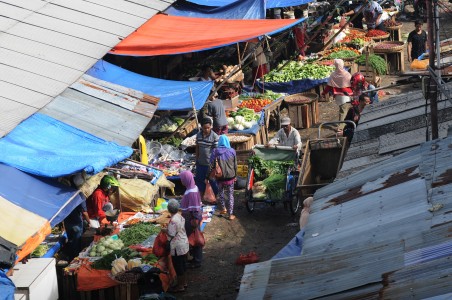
[256,77,329,95]
[186,0,313,9]
[0,271,14,300]
[87,61,213,111]
[0,113,133,178]
[165,0,265,19]
[272,229,304,259]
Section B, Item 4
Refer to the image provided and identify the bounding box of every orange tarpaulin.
[111,14,303,56]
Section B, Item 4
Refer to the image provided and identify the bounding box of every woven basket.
[284,92,319,105]
[225,133,254,151]
[386,23,403,30]
[373,41,405,53]
[369,33,390,41]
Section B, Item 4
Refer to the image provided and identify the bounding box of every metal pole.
[427,0,438,139]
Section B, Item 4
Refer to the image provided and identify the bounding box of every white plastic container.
[335,95,351,106]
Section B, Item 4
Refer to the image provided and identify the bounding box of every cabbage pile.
[89,236,125,257]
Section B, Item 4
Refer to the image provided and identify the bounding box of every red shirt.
[87,188,109,221]
[322,86,353,96]
[293,27,306,56]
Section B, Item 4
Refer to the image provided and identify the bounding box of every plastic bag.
[153,232,169,257]
[188,227,205,247]
[235,251,259,265]
[203,182,216,203]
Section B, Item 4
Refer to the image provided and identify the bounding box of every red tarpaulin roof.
[111,14,303,56]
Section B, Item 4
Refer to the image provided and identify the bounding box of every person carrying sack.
[208,135,237,220]
[179,171,204,269]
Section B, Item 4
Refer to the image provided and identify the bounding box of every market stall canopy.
[87,60,213,110]
[40,74,159,147]
[184,0,313,9]
[0,113,133,178]
[0,163,84,263]
[165,0,265,19]
[110,14,304,56]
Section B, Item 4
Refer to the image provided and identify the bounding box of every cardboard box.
[221,96,239,109]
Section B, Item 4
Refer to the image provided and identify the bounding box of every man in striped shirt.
[195,118,219,198]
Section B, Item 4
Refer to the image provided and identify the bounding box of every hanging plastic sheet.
[111,14,304,56]
[0,113,133,178]
[87,61,213,111]
[165,0,265,19]
[256,77,329,95]
[185,0,313,9]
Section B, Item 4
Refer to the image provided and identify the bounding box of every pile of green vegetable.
[92,248,141,270]
[89,236,124,257]
[326,50,359,60]
[264,61,334,83]
[263,174,287,199]
[119,223,161,247]
[157,136,183,148]
[32,244,49,257]
[248,156,293,178]
[143,253,158,265]
[355,54,387,75]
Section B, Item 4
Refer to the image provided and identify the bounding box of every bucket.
[335,95,351,106]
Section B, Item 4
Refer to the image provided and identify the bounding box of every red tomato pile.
[238,99,272,112]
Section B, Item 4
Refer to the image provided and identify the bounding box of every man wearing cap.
[267,117,302,150]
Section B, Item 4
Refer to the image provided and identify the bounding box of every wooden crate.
[357,65,382,87]
[226,133,254,151]
[236,149,254,164]
[175,118,198,138]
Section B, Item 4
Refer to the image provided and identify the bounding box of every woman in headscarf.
[208,135,237,220]
[179,170,203,269]
[320,59,353,133]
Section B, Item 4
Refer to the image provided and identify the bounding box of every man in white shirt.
[267,117,302,150]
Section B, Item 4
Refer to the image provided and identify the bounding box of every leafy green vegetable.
[262,174,286,199]
[264,61,334,83]
[326,50,358,60]
[32,244,49,257]
[92,248,141,270]
[119,223,161,247]
[355,54,387,75]
[143,253,158,265]
[248,155,293,179]
[229,108,258,122]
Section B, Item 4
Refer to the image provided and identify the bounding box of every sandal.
[228,215,236,220]
[219,209,227,215]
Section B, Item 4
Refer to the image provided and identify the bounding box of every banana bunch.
[111,257,127,275]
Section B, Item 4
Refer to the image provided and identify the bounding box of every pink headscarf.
[327,59,352,88]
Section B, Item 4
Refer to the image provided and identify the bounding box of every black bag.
[165,238,173,254]
[0,237,17,269]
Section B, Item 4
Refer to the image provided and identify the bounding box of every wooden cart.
[296,121,355,199]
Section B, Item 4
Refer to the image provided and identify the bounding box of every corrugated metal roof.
[238,135,452,299]
[338,82,452,177]
[39,75,158,146]
[0,0,175,137]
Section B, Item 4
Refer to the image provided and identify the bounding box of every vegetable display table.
[374,50,405,74]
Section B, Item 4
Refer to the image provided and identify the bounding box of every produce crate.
[236,149,254,164]
[175,118,198,138]
[222,95,239,109]
[357,65,381,87]
[226,133,254,151]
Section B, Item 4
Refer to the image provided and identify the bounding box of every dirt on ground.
[177,11,452,299]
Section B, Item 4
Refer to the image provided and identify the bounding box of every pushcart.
[245,145,301,215]
[296,121,355,199]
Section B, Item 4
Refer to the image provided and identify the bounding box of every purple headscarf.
[180,171,202,214]
[180,170,196,190]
